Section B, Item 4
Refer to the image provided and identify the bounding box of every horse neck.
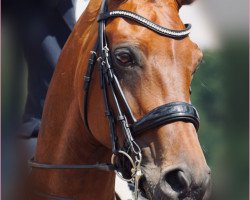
[32,1,116,199]
[34,101,115,199]
[34,109,115,199]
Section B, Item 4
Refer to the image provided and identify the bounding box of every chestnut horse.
[29,0,211,199]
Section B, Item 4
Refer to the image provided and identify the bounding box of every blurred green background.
[192,41,249,199]
[1,1,249,200]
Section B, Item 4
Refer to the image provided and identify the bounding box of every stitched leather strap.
[131,102,199,135]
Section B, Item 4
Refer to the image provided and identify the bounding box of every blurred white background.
[180,0,248,49]
[75,0,248,50]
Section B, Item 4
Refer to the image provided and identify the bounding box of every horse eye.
[116,53,132,64]
[114,49,134,66]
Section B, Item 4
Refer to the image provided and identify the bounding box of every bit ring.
[111,150,136,182]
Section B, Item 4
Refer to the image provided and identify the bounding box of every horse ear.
[176,0,196,7]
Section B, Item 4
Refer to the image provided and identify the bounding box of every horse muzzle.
[139,165,211,200]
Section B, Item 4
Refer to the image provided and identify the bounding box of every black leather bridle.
[29,1,199,199]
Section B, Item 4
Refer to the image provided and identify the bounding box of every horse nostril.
[159,167,211,199]
[164,169,190,192]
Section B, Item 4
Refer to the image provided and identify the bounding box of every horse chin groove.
[152,184,208,200]
[139,176,153,200]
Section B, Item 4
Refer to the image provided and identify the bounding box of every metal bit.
[134,168,142,200]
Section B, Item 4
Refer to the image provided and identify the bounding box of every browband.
[98,10,191,38]
[131,102,199,135]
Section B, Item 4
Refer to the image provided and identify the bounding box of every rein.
[29,0,199,199]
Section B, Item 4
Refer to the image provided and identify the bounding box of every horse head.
[86,0,211,199]
[31,0,211,199]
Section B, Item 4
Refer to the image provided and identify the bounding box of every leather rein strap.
[28,158,114,171]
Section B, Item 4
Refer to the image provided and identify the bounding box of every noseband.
[29,1,199,199]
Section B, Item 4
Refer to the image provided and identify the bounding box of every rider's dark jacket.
[3,0,78,137]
